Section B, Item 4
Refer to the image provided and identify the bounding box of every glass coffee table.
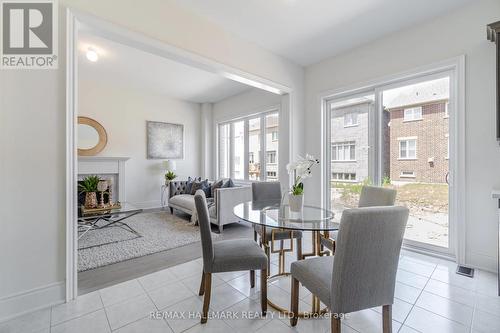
[77,202,143,249]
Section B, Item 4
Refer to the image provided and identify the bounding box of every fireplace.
[77,157,130,202]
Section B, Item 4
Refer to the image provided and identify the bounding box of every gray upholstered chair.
[251,182,303,274]
[194,190,268,323]
[290,206,409,333]
[322,185,397,252]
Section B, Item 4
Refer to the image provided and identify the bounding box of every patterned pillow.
[200,179,211,197]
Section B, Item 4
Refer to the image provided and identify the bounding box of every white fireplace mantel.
[78,156,130,201]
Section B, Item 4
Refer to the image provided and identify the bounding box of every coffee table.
[77,202,143,249]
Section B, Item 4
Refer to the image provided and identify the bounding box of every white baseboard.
[467,251,497,273]
[0,281,65,323]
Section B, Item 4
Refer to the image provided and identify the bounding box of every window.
[399,138,417,159]
[248,117,261,180]
[218,123,230,178]
[218,111,279,181]
[267,151,277,164]
[331,141,356,161]
[248,152,254,164]
[400,171,415,178]
[332,172,356,182]
[344,113,359,127]
[445,102,449,118]
[403,107,423,121]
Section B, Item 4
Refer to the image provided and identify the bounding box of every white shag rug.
[78,211,215,272]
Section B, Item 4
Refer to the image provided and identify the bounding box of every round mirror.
[77,116,107,156]
[78,124,100,149]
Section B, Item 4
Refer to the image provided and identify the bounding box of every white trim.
[319,56,466,262]
[397,136,418,140]
[66,9,294,302]
[65,8,78,302]
[0,282,65,323]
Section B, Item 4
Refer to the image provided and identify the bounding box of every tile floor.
[2,248,499,333]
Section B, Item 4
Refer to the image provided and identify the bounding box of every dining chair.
[290,206,409,333]
[321,185,397,252]
[251,182,303,275]
[194,190,268,323]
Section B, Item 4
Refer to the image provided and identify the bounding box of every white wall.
[0,0,304,321]
[78,79,201,208]
[211,88,286,183]
[304,0,500,271]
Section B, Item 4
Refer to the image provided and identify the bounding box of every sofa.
[168,180,252,232]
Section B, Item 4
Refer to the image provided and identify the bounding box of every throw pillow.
[211,179,224,194]
[190,181,203,195]
[184,177,194,194]
[221,178,235,188]
[200,179,211,197]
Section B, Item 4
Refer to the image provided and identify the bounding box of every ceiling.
[78,32,251,103]
[177,0,474,66]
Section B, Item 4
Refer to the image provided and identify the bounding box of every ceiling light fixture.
[86,47,99,62]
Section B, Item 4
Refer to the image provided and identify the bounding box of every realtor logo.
[1,0,58,69]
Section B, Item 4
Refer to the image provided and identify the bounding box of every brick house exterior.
[388,100,449,183]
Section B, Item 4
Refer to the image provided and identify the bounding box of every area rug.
[78,211,216,272]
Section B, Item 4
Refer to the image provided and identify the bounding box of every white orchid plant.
[286,154,320,196]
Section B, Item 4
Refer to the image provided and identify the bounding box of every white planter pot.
[288,193,304,212]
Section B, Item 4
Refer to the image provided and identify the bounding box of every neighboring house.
[330,99,372,183]
[385,78,449,183]
[248,114,279,181]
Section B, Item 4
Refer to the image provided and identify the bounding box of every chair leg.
[250,270,255,288]
[198,271,205,296]
[383,305,392,333]
[331,316,341,333]
[296,237,303,261]
[201,273,212,324]
[169,207,173,214]
[254,229,258,242]
[290,277,299,326]
[260,268,267,315]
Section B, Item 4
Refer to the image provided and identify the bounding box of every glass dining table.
[233,200,339,316]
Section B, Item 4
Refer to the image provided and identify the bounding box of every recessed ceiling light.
[86,48,99,62]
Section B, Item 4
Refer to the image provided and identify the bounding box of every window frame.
[403,106,423,122]
[331,141,356,162]
[398,137,417,160]
[343,112,359,127]
[217,109,279,181]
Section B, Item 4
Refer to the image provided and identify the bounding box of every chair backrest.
[331,206,409,314]
[194,190,214,272]
[358,186,397,208]
[252,182,281,202]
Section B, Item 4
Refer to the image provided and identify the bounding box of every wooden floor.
[78,210,254,295]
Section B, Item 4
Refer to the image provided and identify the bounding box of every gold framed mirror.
[77,116,108,156]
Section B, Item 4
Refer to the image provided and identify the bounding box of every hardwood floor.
[78,210,254,295]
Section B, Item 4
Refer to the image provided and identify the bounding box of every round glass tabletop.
[233,201,339,231]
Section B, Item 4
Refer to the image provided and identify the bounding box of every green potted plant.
[165,170,177,185]
[78,175,101,208]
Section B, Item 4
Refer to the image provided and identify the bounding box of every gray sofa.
[168,180,252,232]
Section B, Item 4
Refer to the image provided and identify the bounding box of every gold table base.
[261,227,334,317]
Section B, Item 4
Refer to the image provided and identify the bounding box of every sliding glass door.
[325,72,453,254]
[217,110,279,181]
